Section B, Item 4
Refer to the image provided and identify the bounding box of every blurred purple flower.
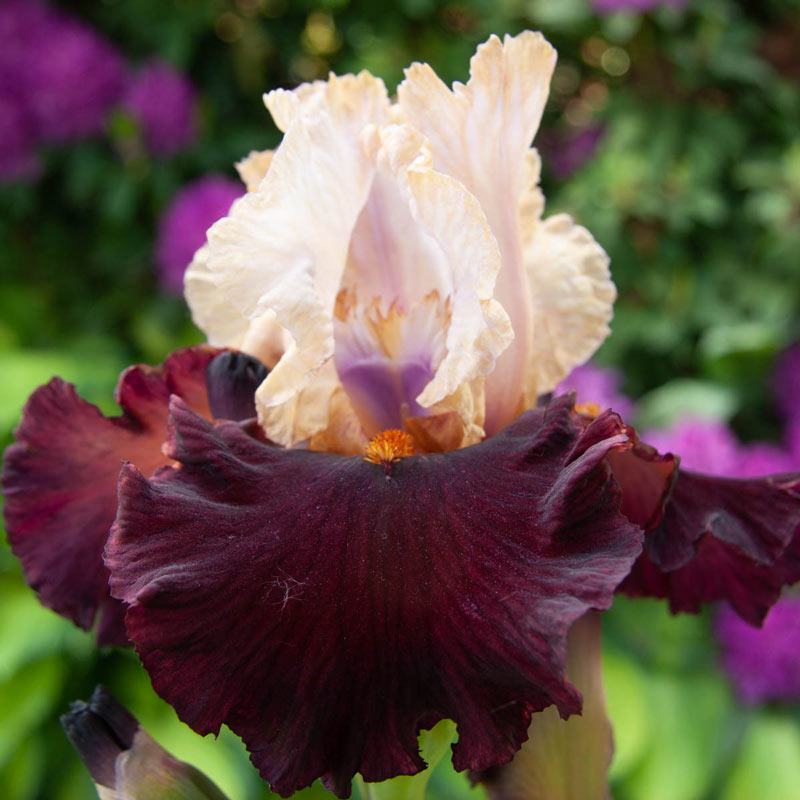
[0,0,125,143]
[787,418,800,462]
[0,0,49,76]
[555,362,635,420]
[23,8,125,141]
[542,125,605,180]
[717,595,800,704]
[155,176,243,294]
[642,418,740,475]
[123,60,197,157]
[643,416,800,478]
[773,343,800,424]
[0,89,40,182]
[734,443,798,478]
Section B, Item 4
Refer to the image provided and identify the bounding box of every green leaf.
[722,715,800,800]
[0,656,63,768]
[635,378,739,430]
[0,348,124,436]
[0,575,91,682]
[621,672,733,800]
[604,648,651,781]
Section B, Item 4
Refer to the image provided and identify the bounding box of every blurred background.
[2,0,800,797]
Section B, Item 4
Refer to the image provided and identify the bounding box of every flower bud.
[61,685,229,800]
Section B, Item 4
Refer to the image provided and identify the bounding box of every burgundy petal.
[2,346,221,645]
[619,469,800,625]
[607,424,677,531]
[106,395,642,797]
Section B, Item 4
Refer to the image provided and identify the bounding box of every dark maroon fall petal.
[607,424,677,531]
[106,395,642,797]
[1,346,222,645]
[618,469,800,625]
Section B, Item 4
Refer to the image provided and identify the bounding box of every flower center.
[333,291,449,437]
[364,429,415,471]
[575,401,601,419]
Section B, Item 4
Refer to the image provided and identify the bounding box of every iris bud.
[61,685,229,800]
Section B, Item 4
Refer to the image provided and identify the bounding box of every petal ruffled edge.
[398,32,557,432]
[1,346,221,645]
[619,469,800,625]
[203,74,389,446]
[106,395,641,796]
[522,213,615,402]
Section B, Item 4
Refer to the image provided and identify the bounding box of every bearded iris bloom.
[4,31,800,800]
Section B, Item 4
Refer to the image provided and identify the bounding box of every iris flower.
[4,32,800,799]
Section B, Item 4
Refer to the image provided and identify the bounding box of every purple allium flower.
[0,0,50,77]
[18,3,125,142]
[642,418,740,475]
[0,88,40,182]
[788,418,800,462]
[717,595,800,704]
[591,0,686,14]
[542,125,605,180]
[123,59,197,157]
[555,362,634,419]
[773,343,800,424]
[733,443,798,478]
[643,417,799,479]
[154,176,243,294]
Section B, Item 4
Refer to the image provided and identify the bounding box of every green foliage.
[2,0,800,798]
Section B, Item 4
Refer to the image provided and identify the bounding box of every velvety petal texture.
[606,426,677,532]
[476,613,613,800]
[1,346,258,645]
[106,394,642,797]
[619,469,800,625]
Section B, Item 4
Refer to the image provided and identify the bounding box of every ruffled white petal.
[263,80,327,132]
[519,148,546,240]
[204,73,390,446]
[235,149,274,192]
[184,244,248,349]
[184,245,291,370]
[523,214,615,403]
[398,31,557,432]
